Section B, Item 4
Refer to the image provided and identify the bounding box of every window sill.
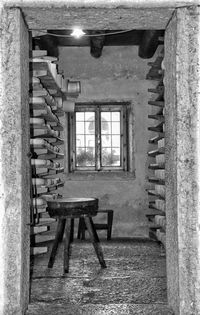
[65,171,135,181]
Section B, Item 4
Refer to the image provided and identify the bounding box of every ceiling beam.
[89,32,105,58]
[33,29,164,59]
[138,30,164,58]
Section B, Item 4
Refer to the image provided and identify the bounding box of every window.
[69,103,129,172]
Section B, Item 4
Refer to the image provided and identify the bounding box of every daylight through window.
[70,103,128,172]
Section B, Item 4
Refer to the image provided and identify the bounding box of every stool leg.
[63,218,71,273]
[48,219,65,268]
[58,219,66,242]
[77,217,86,240]
[81,218,86,240]
[70,218,74,243]
[107,211,113,240]
[89,217,100,242]
[77,218,81,239]
[84,216,106,269]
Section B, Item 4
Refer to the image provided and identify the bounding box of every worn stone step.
[27,302,174,315]
[30,275,167,304]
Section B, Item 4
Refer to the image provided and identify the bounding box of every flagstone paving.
[27,238,174,315]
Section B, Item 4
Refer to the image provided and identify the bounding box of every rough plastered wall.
[58,46,156,237]
[165,6,200,315]
[0,8,30,315]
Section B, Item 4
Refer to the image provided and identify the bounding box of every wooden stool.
[46,197,106,273]
[77,209,114,241]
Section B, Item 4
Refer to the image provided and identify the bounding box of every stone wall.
[165,6,200,315]
[0,8,30,315]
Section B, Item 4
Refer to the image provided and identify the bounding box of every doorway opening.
[1,4,199,315]
[28,27,168,313]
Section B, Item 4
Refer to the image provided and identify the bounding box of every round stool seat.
[47,197,98,218]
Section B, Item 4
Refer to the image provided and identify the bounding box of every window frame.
[69,102,129,173]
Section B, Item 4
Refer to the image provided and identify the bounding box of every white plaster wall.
[58,45,155,237]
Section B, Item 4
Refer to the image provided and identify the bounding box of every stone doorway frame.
[0,1,200,314]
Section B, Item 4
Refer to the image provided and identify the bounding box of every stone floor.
[26,238,174,315]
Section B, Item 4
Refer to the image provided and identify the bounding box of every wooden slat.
[38,217,56,224]
[38,168,64,177]
[155,184,165,198]
[31,225,49,235]
[155,169,165,179]
[148,123,163,133]
[50,122,64,131]
[33,208,47,215]
[148,100,165,107]
[148,86,164,95]
[148,203,165,214]
[149,135,164,143]
[147,190,165,199]
[31,147,63,158]
[155,199,166,212]
[30,89,59,111]
[148,163,165,170]
[148,177,165,185]
[35,234,55,244]
[46,137,64,145]
[148,114,164,122]
[155,215,166,229]
[148,148,165,156]
[31,246,48,255]
[156,154,165,164]
[32,50,47,58]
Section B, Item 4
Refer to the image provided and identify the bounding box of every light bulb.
[71,28,86,38]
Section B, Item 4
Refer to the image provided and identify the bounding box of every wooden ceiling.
[33,30,164,59]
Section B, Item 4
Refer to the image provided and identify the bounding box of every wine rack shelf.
[30,50,66,255]
[146,42,166,249]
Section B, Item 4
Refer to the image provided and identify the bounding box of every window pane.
[75,111,96,168]
[76,135,85,147]
[102,147,120,166]
[101,110,121,167]
[86,121,95,134]
[85,112,95,121]
[101,121,111,134]
[112,135,120,147]
[112,122,120,134]
[76,112,84,121]
[86,135,95,147]
[76,121,84,134]
[112,112,120,121]
[112,148,121,166]
[101,112,111,121]
[76,148,95,166]
[102,148,112,166]
[101,135,111,147]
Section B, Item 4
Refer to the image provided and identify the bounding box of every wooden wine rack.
[146,41,166,249]
[29,50,65,255]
